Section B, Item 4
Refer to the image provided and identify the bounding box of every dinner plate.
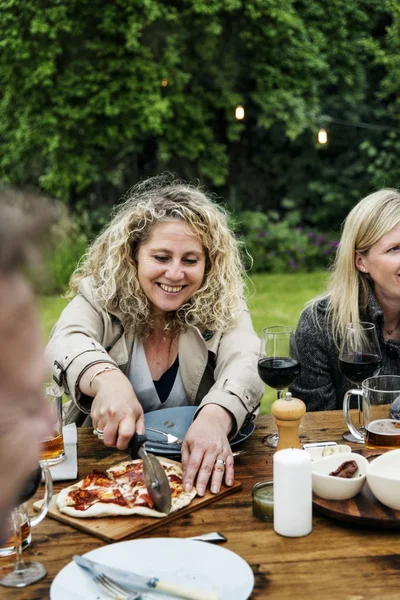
[144,406,255,455]
[50,538,254,600]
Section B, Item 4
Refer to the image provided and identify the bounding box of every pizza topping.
[57,457,197,518]
[68,488,102,511]
[135,492,154,508]
[168,474,182,484]
[68,485,131,511]
[81,470,114,489]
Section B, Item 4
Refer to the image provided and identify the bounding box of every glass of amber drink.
[344,375,400,449]
[40,383,65,465]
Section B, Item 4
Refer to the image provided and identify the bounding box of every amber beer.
[40,431,65,464]
[40,386,65,465]
[365,419,400,449]
[0,516,31,557]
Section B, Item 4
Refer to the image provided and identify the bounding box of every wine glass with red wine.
[258,326,301,448]
[339,322,382,443]
[0,464,52,588]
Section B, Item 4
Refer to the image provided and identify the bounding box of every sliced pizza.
[57,458,196,519]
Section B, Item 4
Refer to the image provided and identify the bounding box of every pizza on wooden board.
[57,457,196,518]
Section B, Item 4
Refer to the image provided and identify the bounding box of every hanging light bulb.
[235,105,245,120]
[318,128,328,144]
[161,78,169,87]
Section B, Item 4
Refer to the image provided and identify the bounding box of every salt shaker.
[273,448,312,537]
[271,392,306,450]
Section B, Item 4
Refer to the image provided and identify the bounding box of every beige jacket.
[46,278,263,436]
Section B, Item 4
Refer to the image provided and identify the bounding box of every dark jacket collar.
[363,281,384,327]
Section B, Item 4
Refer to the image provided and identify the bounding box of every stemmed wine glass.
[339,322,382,443]
[0,464,53,588]
[258,326,301,448]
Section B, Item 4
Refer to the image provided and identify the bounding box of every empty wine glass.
[339,322,382,443]
[258,326,301,448]
[0,465,53,588]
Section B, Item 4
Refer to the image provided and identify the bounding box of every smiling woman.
[137,221,206,321]
[46,174,263,498]
[292,188,400,412]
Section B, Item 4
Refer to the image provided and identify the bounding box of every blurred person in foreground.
[0,200,53,542]
[292,189,400,410]
[47,174,263,496]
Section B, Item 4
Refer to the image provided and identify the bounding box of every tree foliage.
[0,0,395,232]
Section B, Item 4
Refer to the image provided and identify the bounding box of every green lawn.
[39,271,328,414]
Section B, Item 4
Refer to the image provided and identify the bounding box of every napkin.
[45,423,78,481]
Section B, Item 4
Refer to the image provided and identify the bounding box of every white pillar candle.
[273,448,312,537]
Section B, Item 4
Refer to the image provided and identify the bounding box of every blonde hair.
[311,188,400,347]
[70,174,246,337]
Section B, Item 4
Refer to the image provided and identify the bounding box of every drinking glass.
[0,465,53,587]
[339,322,382,443]
[40,382,65,465]
[344,375,400,448]
[258,326,301,448]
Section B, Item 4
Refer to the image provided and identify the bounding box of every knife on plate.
[73,555,220,600]
[128,432,172,515]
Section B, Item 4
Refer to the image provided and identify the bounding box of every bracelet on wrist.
[89,365,119,390]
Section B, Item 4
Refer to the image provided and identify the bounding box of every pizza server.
[128,432,172,515]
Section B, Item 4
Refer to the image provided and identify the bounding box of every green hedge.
[237,211,338,273]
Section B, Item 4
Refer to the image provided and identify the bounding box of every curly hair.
[70,174,247,337]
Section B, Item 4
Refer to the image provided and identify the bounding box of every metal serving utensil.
[94,572,142,599]
[74,555,220,600]
[145,427,183,445]
[128,433,172,515]
[187,532,227,543]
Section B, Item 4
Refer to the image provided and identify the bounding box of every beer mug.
[40,382,65,465]
[0,467,52,557]
[344,375,400,449]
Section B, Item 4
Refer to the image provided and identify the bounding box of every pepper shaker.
[271,392,306,450]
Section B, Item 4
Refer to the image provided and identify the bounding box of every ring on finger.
[215,458,226,467]
[94,428,104,439]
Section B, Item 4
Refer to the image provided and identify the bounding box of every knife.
[128,432,172,515]
[73,555,220,600]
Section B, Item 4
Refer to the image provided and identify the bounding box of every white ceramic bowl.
[312,452,367,500]
[305,444,352,462]
[366,449,400,510]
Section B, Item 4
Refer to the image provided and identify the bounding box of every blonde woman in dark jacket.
[292,189,400,410]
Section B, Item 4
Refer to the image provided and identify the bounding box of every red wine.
[16,464,42,505]
[338,353,381,385]
[258,357,301,390]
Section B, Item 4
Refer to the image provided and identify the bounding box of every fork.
[94,572,143,599]
[145,427,183,445]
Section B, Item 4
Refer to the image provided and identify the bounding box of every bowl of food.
[304,444,352,461]
[366,449,400,510]
[312,452,368,501]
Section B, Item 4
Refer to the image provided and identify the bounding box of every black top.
[291,283,400,411]
[153,356,179,403]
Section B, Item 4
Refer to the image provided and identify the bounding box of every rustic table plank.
[2,411,400,600]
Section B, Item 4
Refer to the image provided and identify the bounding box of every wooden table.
[4,411,400,600]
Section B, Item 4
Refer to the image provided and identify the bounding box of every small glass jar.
[252,481,274,522]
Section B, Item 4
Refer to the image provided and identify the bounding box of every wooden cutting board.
[313,481,400,529]
[37,481,241,543]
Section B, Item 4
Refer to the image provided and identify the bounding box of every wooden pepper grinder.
[271,392,306,450]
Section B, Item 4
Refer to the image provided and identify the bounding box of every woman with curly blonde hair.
[47,175,263,496]
[292,188,400,411]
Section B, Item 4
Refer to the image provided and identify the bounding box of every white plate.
[50,538,254,600]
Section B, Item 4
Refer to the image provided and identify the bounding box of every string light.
[317,128,328,144]
[317,114,400,143]
[235,105,245,120]
[161,78,169,87]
